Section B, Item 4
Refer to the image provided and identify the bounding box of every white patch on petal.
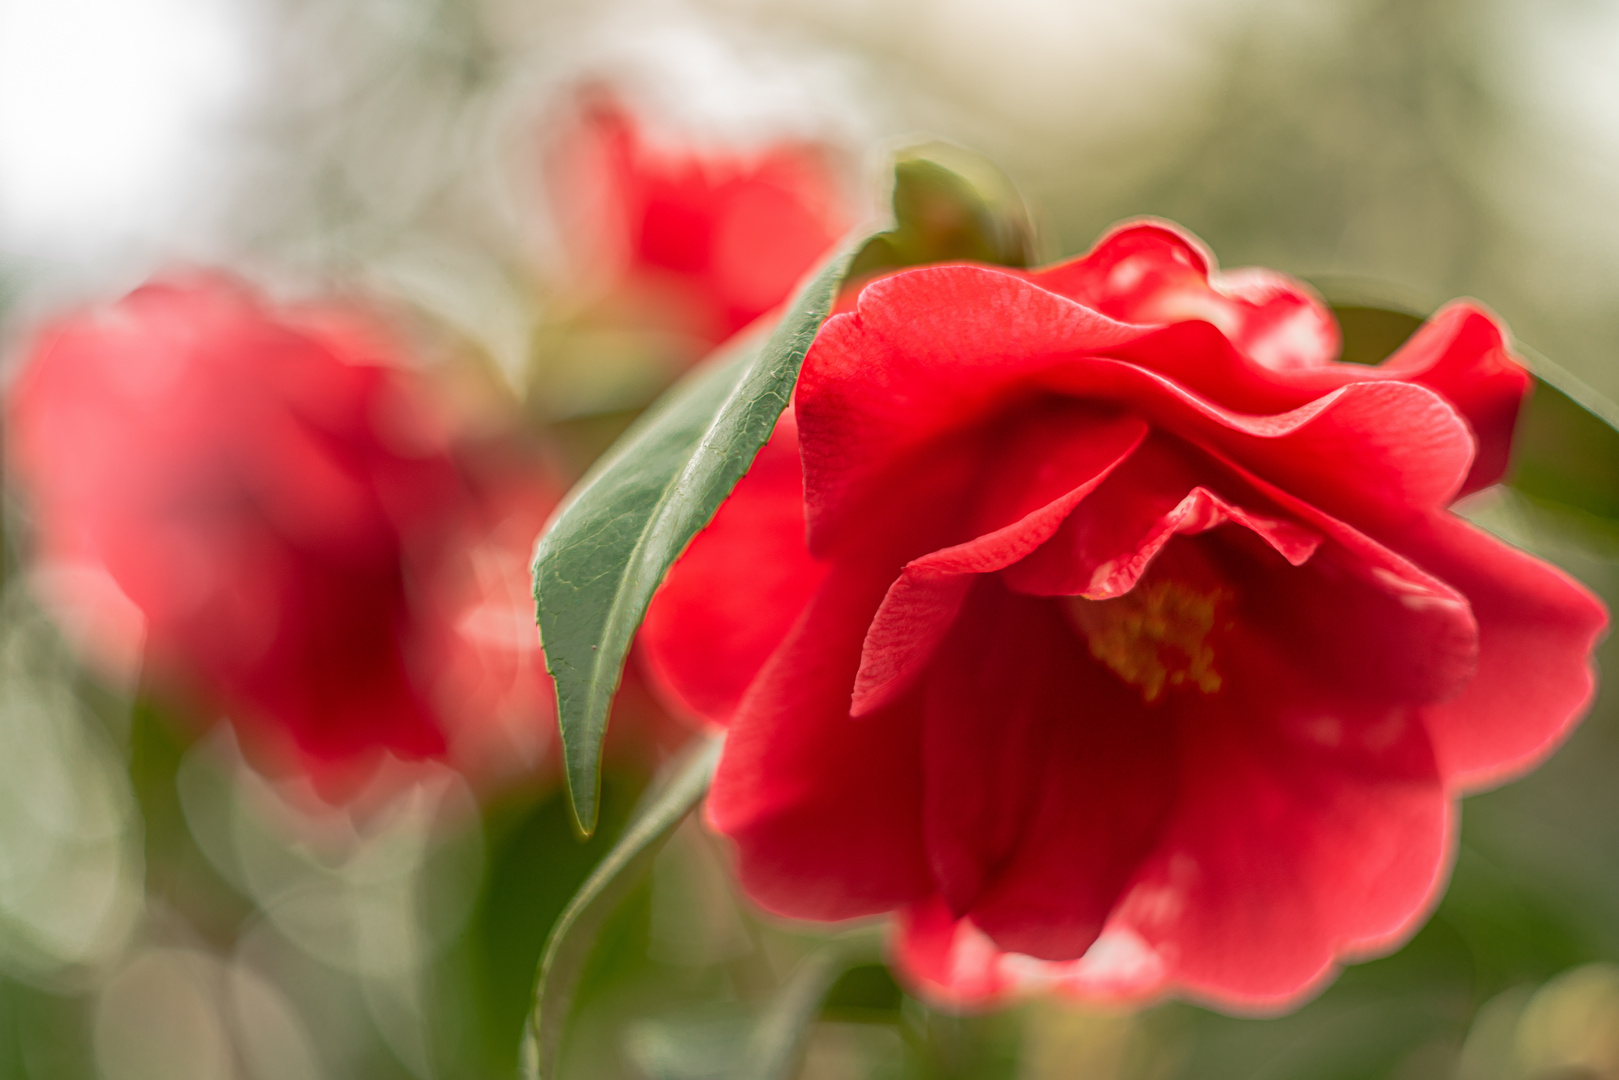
[1247,306,1333,372]
[1071,927,1164,988]
[1106,255,1151,294]
[950,918,1006,985]
[1401,592,1467,614]
[1370,567,1465,614]
[1121,858,1193,930]
[999,951,1060,991]
[1148,288,1242,337]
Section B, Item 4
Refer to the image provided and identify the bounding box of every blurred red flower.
[547,92,852,347]
[640,221,1608,1011]
[5,278,557,792]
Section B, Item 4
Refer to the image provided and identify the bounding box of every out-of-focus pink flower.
[429,439,567,788]
[641,220,1607,1012]
[4,277,557,793]
[547,92,852,347]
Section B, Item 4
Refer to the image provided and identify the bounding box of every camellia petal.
[1373,303,1531,494]
[1107,631,1452,1008]
[919,579,1176,961]
[1007,437,1480,708]
[1002,434,1321,599]
[1027,225,1531,482]
[801,267,1475,553]
[851,405,1146,716]
[1389,511,1607,789]
[706,556,934,921]
[1031,220,1341,373]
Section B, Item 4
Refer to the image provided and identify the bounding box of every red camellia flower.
[640,221,1608,1011]
[548,92,851,346]
[4,278,557,791]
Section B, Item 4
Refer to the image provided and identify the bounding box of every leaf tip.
[565,774,600,839]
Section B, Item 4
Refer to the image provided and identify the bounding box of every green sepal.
[849,140,1036,280]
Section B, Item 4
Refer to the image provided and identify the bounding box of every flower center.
[1066,579,1229,703]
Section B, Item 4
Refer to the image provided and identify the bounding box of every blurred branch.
[730,932,885,1080]
[522,732,722,1080]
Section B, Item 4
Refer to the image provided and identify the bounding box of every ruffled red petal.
[1375,303,1531,493]
[705,554,934,921]
[890,599,1454,1011]
[1023,225,1530,484]
[1106,629,1452,1008]
[919,580,1175,961]
[801,267,1475,555]
[1003,434,1319,599]
[851,405,1146,715]
[1391,512,1607,789]
[1008,437,1479,707]
[893,898,1173,1010]
[1030,220,1340,373]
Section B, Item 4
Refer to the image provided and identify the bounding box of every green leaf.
[1504,343,1619,530]
[532,142,1038,836]
[532,232,862,836]
[521,733,723,1080]
[467,776,641,1076]
[1325,303,1424,367]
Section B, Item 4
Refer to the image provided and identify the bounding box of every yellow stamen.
[1067,580,1228,702]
